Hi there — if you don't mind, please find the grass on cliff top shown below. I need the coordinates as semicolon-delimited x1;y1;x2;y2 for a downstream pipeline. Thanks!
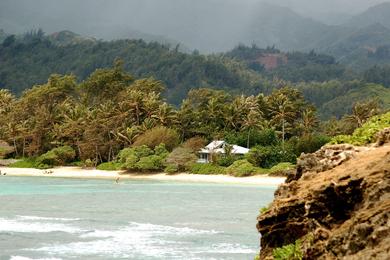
331;111;390;146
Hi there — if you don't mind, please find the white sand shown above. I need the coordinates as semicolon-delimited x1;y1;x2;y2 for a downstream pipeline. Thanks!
0;166;285;186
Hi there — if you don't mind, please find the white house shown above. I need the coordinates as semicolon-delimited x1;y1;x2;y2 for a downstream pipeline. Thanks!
197;140;249;163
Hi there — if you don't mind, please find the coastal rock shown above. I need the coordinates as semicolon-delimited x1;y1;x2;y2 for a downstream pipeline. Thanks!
257;144;390;259
376;127;390;146
287;144;368;183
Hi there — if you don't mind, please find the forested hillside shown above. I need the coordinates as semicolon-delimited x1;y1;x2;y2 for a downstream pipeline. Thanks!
0;32;265;103
226;45;348;82
1;30;390;119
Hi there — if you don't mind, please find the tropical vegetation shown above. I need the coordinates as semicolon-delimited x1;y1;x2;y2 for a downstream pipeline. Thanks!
0;52;388;176
2;30;390;119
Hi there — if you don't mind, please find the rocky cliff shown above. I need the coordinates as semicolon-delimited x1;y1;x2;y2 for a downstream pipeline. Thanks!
257;139;390;259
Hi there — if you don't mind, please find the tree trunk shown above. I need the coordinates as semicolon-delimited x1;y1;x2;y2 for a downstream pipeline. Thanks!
247;129;250;149
22;138;26;158
282;119;285;152
13;138;18;157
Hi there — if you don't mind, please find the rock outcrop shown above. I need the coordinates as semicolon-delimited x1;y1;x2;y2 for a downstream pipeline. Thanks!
257;143;390;259
376;127;390;147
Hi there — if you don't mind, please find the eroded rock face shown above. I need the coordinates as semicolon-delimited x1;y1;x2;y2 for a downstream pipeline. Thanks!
286;144;368;183
257;145;390;260
376;127;390;147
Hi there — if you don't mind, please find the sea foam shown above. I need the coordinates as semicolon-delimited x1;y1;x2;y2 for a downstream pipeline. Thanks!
16;215;80;221
0;217;82;234
29;222;251;259
10;256;62;260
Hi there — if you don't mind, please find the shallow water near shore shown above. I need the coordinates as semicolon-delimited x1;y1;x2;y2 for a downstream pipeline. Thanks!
0;176;276;259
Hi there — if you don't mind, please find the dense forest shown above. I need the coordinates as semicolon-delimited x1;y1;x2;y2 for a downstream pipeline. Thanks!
0;62;384;175
1;30;390;120
0;30;264;104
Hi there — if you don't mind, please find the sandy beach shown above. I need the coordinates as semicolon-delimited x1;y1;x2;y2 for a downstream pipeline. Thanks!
0;166;285;186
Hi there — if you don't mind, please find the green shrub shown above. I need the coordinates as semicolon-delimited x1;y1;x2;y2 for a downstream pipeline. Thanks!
273;240;303;260
0;141;14;158
133;126;180;151
154;143;169;157
330;112;390;145
164;164;179;174
84;159;94;168
97;162;122;171
8;158;36;168
118;146;153;163
119;145;153;170
216;155;236;167
259;206;269;214
0;147;6;158
36;151;58;166
166;147;197;171
225;159;260;177
118;144;168;172
36;146;76;166
8;158;50;169
190;163;226;175
135;155;165;171
291;135;330;155
182;136;207;152
269;163;296;176
246;145;296;169
69;161;83;167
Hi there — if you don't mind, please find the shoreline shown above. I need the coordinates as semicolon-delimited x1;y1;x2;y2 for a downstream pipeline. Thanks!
0;166;285;186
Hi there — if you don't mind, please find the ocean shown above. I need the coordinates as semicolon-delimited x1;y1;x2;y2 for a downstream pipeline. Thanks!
0;176;276;259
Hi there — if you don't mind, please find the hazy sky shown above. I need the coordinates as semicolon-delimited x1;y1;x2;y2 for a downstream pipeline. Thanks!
264;0;387;14
0;0;389;52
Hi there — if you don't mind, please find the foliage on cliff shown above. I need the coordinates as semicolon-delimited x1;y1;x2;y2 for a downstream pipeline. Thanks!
331;111;390;145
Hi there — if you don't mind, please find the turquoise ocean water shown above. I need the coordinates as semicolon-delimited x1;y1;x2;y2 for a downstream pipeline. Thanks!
0;176;276;260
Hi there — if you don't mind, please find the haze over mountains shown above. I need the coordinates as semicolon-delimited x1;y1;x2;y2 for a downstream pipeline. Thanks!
1;0;390;55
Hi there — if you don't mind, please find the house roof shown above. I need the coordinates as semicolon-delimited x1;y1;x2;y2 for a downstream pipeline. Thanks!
231;145;250;154
200;141;249;155
205;140;225;150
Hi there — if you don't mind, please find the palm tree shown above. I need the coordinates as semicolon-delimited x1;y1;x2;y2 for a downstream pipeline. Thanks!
240;96;263;148
345;99;380;127
0;89;15;115
300;108;319;136
242;110;264;148
268;94;296;151
152;103;178;126
225;95;247;130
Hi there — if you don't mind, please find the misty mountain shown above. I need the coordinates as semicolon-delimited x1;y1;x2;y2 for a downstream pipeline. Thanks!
1;0;390;55
243;3;331;51
346;2;390;29
0;29;7;43
47;31;97;46
321;23;390;69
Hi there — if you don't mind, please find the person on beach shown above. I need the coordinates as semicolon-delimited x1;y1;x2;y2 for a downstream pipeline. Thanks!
115;177;120;184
